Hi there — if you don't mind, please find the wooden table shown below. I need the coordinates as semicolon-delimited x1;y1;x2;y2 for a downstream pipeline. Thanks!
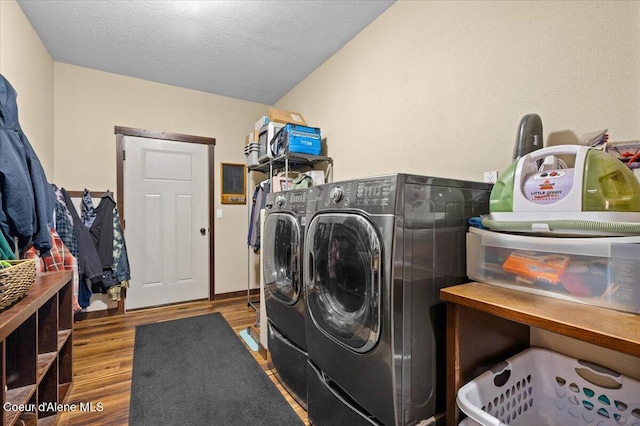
440;282;640;426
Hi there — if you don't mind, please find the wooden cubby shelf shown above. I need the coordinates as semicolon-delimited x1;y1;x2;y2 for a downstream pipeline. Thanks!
0;270;73;426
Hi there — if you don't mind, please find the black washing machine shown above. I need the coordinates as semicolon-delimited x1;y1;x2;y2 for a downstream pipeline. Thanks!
263;189;309;409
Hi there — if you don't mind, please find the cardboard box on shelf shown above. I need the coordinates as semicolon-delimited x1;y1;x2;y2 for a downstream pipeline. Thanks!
268;108;307;126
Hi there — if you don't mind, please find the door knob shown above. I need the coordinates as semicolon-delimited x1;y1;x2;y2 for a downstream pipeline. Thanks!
200;228;206;235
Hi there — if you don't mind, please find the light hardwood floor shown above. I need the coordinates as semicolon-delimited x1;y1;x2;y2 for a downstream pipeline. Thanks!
56;297;309;425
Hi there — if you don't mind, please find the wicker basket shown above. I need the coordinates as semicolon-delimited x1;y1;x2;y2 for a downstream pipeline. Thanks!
0;259;36;310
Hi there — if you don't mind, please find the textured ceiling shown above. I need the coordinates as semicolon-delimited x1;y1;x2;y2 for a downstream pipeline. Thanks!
17;0;395;104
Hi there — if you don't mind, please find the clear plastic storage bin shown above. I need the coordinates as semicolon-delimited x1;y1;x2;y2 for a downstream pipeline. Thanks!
457;347;640;426
466;227;640;314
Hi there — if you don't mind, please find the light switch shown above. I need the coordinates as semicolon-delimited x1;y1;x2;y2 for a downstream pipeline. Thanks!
216;209;223;219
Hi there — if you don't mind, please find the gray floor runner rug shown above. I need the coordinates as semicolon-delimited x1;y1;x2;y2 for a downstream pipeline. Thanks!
129;312;303;425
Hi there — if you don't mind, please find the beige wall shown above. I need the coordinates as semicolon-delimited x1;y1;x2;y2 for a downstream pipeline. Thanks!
278;0;640;182
0;0;54;176
277;0;640;376
54;63;268;295
1;0;269;298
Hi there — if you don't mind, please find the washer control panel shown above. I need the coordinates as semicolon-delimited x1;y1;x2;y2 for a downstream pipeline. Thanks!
320;177;394;211
354;178;392;207
284;190;308;214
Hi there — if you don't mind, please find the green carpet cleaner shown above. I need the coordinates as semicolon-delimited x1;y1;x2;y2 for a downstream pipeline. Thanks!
483;144;640;236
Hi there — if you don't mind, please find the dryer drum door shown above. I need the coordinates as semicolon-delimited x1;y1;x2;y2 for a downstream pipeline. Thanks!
263;213;302;305
305;213;381;353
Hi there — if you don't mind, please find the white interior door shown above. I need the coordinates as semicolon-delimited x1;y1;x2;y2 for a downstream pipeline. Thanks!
124;136;209;310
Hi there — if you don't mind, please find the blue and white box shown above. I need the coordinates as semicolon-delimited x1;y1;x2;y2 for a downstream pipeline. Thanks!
274;124;321;156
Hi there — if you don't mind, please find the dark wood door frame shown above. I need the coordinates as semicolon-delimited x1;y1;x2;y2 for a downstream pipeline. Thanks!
115;126;217;301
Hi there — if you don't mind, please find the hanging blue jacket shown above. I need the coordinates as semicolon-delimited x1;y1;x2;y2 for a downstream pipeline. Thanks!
248;179;270;251
0;74;55;255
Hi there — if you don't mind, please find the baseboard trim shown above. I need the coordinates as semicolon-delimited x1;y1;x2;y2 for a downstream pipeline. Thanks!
215;288;259;300
75;306;122;321
74;288;260;320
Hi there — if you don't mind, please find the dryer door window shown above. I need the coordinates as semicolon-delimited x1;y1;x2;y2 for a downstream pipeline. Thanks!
305;213;381;353
264;213;302;305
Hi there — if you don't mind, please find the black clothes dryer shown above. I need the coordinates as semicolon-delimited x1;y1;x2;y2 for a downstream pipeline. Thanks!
303;174;491;425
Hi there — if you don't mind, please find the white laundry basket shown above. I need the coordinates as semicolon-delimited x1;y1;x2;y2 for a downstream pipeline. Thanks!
456;348;640;426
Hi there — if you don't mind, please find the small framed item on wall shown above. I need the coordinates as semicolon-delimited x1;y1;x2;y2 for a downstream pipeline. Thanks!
220;163;247;204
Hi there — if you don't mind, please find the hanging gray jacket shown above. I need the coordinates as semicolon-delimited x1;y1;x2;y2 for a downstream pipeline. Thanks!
0;74;55;255
61;188;103;284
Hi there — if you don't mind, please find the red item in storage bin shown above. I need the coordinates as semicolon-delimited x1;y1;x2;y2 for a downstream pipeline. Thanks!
456;348;640;426
502;251;570;285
